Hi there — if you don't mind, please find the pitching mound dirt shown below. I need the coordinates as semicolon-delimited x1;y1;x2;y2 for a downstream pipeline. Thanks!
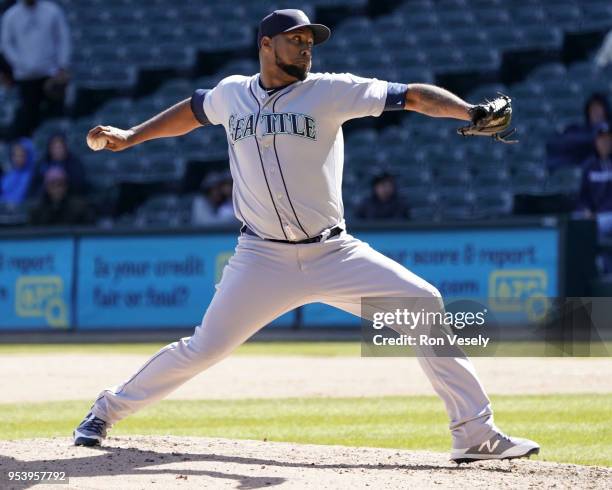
0;437;610;489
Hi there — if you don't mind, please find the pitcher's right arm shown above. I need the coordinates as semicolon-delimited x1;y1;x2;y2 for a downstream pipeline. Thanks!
87;96;207;152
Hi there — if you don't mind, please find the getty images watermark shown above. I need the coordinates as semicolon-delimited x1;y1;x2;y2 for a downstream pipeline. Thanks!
371;307;489;348
360;297;612;357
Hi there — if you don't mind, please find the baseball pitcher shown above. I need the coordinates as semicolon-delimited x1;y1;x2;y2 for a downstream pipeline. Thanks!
75;9;536;464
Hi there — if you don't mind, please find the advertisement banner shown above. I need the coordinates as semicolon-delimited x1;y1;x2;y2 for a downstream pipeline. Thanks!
0;238;74;330
77;235;294;329
301;228;559;327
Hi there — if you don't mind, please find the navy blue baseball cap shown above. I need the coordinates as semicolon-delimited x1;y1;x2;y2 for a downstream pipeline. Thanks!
257;9;331;48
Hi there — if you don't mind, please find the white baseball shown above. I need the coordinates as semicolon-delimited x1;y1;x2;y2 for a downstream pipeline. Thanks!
87;133;107;151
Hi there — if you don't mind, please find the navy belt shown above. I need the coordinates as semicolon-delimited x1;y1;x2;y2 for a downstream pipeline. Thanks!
241;225;343;244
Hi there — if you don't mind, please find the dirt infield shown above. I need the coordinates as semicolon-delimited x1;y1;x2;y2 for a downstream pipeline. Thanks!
1;354;610;403
0;436;610;489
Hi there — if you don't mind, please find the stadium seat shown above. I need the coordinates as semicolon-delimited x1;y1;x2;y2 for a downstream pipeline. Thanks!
438;9;476;28
547;167;582;195
79;63;138;90
438;204;474;221
472;8;512;25
511;164;548;194
460;47;501;72
474;166;510;188
543;3;582;29
450;27;489;46
580;1;612;29
513;5;548;27
396;165;433;188
409;205;438;222
473;190;513;218
402;186;438;208
529;62;567;81
373;14;405;32
521;25;563;49
0;202;29;226
402;11;439;32
483;27;524;50
435;166;472;187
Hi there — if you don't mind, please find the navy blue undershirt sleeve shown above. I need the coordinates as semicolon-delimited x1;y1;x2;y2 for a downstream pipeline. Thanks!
190;89;211;126
384;82;409;111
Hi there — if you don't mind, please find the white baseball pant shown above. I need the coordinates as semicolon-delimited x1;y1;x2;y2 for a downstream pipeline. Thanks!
91;232;496;448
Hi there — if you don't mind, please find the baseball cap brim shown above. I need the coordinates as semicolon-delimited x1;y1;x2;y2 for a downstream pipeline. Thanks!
283;23;331;45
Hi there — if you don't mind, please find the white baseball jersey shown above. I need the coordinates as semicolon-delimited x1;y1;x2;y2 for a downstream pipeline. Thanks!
195;72;388;241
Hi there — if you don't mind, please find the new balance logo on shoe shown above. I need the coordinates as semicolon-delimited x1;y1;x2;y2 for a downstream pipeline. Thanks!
478;439;500;453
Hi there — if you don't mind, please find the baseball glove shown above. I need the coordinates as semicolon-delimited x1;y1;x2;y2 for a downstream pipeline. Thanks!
457;93;517;144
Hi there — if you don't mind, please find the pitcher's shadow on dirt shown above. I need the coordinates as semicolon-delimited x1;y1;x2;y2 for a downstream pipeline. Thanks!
0;440;512;490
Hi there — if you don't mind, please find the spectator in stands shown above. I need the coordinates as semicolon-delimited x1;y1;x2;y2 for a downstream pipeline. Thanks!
29;166;93;226
580;122;612;272
1;0;71;137
595;29;612;68
579;122;612;234
356;172;409;221
0;1;15;85
31;133;86;196
192;170;237;225
0;137;35;205
546;93;611;170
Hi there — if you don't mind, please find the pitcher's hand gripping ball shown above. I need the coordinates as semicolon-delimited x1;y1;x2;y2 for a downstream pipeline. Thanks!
457;94;517;144
86;126;133;152
86;132;107;151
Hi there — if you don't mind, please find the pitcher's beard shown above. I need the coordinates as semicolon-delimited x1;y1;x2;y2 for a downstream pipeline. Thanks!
275;55;309;81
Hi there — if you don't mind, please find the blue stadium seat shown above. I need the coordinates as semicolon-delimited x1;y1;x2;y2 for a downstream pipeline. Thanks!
541;79;581;100
483;27;524;50
402;186;438;208
409;205;438;222
543;2;582;29
580;1;612;29
0;202;29;226
391;49;428;68
469;0;507;8
513;5;547;27
336;16;372;32
423;47;465;71
141;44;196;70
396;166;433;188
402;11;439;31
474;166;510;188
472;8;512;25
460;47;501;72
473;190;513;218
529;62;567;81
449;27;489;46
438;204;475;221
373;13;405;32
78;63;138;90
435;166;472;187
511;164;548;194
96;98;134;118
438;9;476;28
547;167;582;195
468;83;510;102
521;25;563;49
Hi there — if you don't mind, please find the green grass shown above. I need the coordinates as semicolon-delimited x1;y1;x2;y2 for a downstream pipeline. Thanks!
2;341;610;357
0;341;361;357
1;394;610;467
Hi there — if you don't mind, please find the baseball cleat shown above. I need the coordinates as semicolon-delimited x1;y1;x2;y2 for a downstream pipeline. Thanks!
73;411;108;446
450;432;540;464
